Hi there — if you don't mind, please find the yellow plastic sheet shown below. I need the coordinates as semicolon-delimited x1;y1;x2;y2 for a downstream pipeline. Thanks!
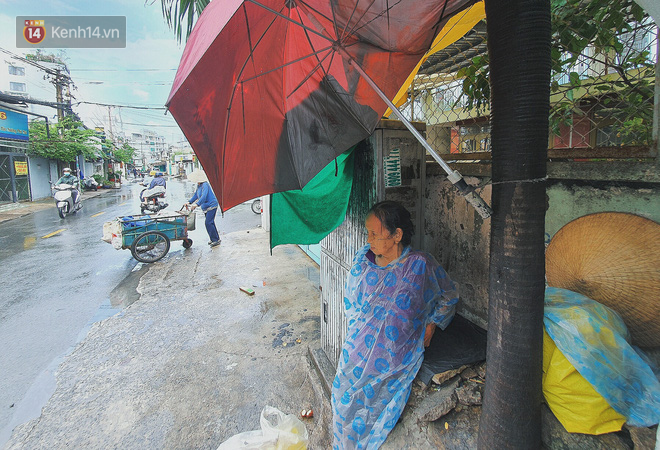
386;1;486;114
542;329;626;435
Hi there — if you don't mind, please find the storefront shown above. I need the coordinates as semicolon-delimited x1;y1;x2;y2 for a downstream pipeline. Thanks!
0;108;30;204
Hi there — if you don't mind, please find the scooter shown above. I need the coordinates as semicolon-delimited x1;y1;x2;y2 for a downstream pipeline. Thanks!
51;182;83;219
140;186;168;214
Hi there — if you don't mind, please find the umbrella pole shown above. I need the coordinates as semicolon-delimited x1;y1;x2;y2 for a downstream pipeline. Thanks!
295;2;491;218
345;54;493;219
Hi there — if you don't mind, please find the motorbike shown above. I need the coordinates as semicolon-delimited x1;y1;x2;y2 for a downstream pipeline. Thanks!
82;176;99;191
51;182;83;219
140;186;168;214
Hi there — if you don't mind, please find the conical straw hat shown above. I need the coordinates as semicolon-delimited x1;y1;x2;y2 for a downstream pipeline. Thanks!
187;169;208;184
546;212;660;348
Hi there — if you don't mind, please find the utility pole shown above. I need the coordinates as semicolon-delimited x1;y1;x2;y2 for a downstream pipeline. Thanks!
653;35;659;165
107;106;114;142
55;69;64;124
55;70;64;123
106;106;114;179
65;79;73;118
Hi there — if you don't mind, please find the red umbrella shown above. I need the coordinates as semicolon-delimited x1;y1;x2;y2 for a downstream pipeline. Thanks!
166;0;481;213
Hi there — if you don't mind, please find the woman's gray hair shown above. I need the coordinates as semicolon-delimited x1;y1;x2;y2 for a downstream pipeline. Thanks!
367;200;414;247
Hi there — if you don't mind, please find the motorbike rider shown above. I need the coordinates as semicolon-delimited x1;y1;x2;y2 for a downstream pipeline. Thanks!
55;168;80;203
148;172;166;189
140;172;167;203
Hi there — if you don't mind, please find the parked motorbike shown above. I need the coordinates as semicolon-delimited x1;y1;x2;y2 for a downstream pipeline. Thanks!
82;176;99;191
140;186;168;214
51;182;83;219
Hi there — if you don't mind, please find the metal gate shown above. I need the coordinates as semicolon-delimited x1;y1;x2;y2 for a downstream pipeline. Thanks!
0;153;30;204
319;120;426;366
0;139;31;204
320;138;380;365
0;154;11;203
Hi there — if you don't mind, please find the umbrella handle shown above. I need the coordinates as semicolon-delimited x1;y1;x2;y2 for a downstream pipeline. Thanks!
447;171;493;219
340;52;493;219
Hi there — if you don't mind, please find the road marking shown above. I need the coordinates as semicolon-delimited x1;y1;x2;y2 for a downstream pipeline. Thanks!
91;211;106;218
118;202;127;206
42;229;65;239
24;236;37;249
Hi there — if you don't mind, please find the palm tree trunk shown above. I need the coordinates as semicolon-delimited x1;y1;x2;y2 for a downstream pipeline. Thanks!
478;0;551;448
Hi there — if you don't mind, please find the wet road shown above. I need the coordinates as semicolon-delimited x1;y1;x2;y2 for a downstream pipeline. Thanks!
0;178;262;445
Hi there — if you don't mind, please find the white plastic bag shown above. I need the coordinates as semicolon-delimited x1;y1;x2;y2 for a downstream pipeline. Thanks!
102;219;123;249
176;208;196;231
217;406;308;450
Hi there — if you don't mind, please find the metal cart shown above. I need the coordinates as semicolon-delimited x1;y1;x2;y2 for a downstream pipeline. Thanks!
118;210;194;263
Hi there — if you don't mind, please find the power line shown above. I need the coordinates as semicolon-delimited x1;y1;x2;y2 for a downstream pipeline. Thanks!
78;80;173;86
0;47;66;76
75;100;167;110
70;68;177;72
121;122;180;127
129;109;175;119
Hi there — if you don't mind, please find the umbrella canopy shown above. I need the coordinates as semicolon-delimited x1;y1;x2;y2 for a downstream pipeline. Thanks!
166;0;475;211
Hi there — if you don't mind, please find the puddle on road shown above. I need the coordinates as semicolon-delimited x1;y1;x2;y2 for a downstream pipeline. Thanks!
0;292;130;448
0;261;150;448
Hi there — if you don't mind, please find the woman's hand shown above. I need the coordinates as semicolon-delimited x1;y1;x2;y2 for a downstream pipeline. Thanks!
424;323;436;347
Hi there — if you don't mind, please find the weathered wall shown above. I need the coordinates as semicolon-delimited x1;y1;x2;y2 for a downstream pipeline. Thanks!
82;160;103;179
379;126;426;251
546;182;660;240
28;156;51;200
423;166;491;329
422;166;660;329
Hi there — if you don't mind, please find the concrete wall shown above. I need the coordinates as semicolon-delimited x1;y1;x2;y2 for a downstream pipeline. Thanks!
378;125;426;251
318;121;659;339
422;169;491;329
422;166;660;329
28;156;52;200
49;160;58;184
546;182;660;240
81;160;102;179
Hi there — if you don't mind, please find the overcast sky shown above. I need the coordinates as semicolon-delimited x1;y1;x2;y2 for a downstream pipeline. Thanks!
0;0;187;144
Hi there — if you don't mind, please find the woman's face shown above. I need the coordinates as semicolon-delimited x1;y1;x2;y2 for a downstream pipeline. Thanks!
365;213;401;261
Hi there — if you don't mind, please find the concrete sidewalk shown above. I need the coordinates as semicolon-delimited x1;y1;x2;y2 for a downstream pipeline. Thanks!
3;223;329;448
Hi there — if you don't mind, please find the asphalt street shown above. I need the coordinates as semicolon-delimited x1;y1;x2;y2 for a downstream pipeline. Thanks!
0;179;265;447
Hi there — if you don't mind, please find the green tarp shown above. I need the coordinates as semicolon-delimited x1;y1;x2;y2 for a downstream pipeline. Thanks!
270;146;355;249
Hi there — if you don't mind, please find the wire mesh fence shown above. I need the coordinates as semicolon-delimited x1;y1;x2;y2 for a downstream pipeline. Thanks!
389;1;658;160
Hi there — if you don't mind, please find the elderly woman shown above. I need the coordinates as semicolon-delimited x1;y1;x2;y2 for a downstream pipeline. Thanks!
185;169;220;247
331;200;458;449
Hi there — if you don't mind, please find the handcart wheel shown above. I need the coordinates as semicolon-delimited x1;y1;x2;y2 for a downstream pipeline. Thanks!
131;231;170;263
182;238;193;249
